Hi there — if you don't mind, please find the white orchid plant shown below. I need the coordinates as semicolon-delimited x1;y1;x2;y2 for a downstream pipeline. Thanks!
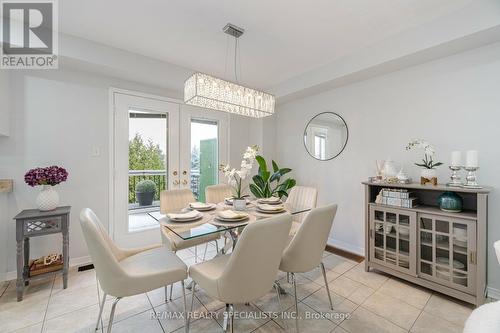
405;139;443;169
219;145;259;199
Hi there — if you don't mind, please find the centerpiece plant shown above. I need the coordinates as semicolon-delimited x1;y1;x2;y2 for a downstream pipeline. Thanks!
24;165;69;211
406;139;443;184
249;156;296;199
219;145;259;201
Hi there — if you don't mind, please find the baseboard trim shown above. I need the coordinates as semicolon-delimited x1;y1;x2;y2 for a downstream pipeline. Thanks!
327;237;364;257
487;286;500;300
3;255;92;282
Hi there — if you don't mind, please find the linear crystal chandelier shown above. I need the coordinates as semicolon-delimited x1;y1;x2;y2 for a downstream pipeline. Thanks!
184;24;276;118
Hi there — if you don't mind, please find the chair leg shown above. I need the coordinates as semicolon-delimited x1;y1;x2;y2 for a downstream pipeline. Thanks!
106;297;121;333
287;272;291;284
188;281;196;333
215;240;219;254
274;282;287;330
169;283;174;301
181;280;188;333
320;262;334;310
95;292;107;331
194;246;198;263
223;304;229;332
203;242;208;261
229;304;234;333
291;273;299;333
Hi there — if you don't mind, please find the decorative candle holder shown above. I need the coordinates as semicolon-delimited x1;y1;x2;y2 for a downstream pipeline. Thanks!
462;166;482;189
446;166;463;187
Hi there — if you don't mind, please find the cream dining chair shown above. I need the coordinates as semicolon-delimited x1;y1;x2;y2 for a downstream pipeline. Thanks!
160;188;220;299
205;184;232;204
79;208;188;333
187;214;292;333
279;203;338;333
286;185;318;228
463;240;500;333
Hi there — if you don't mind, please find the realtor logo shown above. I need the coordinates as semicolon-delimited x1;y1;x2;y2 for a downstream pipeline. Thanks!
1;0;58;69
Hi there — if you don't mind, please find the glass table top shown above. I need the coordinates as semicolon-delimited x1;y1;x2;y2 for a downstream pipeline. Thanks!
148;202;311;241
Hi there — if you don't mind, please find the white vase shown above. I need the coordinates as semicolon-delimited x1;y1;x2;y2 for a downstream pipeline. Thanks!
421;168;437;179
233;198;246;211
36;186;59;211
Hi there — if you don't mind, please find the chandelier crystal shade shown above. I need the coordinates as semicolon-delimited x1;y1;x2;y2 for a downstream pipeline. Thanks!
184;72;275;118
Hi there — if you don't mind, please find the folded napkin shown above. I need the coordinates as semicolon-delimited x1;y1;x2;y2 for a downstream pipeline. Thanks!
259;197;281;203
167;210;200;220
258;204;285;211
189;202;211;209
217;210;249;219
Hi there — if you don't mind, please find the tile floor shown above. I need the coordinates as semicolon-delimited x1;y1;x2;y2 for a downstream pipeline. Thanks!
0;244;477;333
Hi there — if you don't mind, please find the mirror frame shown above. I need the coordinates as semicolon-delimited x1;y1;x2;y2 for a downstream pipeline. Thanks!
303;111;349;161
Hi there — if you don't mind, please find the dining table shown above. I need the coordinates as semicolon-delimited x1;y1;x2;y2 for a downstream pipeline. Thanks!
148;199;312;293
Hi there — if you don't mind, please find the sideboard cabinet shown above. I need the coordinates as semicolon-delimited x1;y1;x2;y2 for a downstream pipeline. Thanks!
363;182;491;306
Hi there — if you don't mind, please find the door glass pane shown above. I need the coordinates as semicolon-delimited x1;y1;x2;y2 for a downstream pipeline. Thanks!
420;217;433;230
421;261;432;276
374;210;384;222
190;119;218;202
386;212;397;224
436;220;449;233
128;110;167;232
399;214;410;226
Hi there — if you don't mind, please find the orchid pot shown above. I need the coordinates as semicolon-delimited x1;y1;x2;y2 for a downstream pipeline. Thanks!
233;199;247;211
36;185;59;211
24;165;68;211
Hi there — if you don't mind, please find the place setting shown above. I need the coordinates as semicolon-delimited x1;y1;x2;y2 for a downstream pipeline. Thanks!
211;209;256;227
255;202;287;216
161;210;209;227
187;201;217;212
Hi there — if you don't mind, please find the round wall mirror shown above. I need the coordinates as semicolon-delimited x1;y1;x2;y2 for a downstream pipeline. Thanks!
303;112;348;161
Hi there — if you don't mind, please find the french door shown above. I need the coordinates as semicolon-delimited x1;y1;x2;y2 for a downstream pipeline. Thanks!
112;91;228;247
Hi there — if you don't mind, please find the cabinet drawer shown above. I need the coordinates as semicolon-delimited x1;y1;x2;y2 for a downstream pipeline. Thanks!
24;216;62;236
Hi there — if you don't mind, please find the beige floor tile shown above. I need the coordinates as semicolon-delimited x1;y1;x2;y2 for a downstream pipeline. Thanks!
362;290;420;330
43;303;100;333
423;294;473;327
328;276;362;298
214;303;270;333
1;281;9;297
155;295;204;333
302;287;357;325
251;320;286;332
277;274;322;301
343;264;388;289
191;288;225;313
0;289;50;332
323;251;333;258
378;278;431;309
173;317;222;333
323;255;357;275
340;307;407;333
277;303;338;333
147;282;188;307
410;311;463;333
346;283;375;305
3;277;54;302
45;284;99;320
101;293;152;326
252;286;295;314
52;268;96;292
331;325;349;333
11;322;43;333
110;310;164;333
300;266;340;286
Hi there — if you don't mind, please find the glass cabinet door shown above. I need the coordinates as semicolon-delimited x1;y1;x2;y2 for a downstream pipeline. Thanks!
417;214;476;293
370;206;416;275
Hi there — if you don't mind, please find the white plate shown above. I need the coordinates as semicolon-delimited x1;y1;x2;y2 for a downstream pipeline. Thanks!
189;203;216;211
256;207;286;214
169;212;203;222
216;216;249;222
257;198;282;205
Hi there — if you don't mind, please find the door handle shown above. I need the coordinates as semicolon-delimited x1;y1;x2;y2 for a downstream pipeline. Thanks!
173;180;180;185
182;170;187;175
173;170;178;176
182;179;188;185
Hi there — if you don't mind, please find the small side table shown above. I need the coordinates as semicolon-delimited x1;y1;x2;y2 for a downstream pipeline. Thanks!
13;206;71;301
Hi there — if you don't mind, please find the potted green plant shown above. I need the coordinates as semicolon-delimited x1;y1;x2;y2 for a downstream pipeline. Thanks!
250;156;296;199
135;179;156;206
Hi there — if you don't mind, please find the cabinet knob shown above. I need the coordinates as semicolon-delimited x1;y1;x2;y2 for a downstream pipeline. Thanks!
182;170;187;175
173;170;178;176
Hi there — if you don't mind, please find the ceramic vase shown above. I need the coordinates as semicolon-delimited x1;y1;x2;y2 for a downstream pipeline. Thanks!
36;185;59;211
233;198;246;211
438;191;463;213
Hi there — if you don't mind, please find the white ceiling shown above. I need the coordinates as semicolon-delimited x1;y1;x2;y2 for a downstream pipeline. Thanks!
59;0;475;90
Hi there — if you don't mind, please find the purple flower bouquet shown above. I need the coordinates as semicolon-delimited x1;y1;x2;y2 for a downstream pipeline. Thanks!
24;166;68;187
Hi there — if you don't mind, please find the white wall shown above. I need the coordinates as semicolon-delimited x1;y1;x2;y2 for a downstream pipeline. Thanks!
0;70;10;136
275;41;500;291
0;67;256;278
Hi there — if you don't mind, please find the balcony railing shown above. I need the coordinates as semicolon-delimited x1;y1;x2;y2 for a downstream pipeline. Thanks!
128;170;201;205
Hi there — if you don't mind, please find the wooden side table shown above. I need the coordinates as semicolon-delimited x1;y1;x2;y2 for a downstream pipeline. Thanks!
13;206;71;301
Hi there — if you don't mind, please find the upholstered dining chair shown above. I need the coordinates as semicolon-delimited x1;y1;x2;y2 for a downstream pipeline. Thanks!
160;188;220;299
279;203;338;333
79;208;188;333
205;184;232;204
463;240;500;333
286;185;318;230
187;214;292;333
